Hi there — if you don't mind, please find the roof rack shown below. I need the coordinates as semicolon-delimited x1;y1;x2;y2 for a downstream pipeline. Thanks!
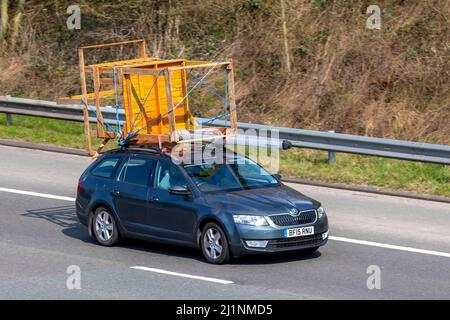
120;145;163;154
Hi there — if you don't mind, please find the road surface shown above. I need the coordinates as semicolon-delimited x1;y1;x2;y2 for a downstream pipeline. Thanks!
0;145;449;299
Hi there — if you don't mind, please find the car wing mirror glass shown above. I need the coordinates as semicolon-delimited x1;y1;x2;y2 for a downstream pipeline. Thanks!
273;173;282;181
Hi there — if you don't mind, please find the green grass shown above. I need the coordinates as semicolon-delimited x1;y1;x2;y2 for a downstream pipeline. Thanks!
0;114;87;148
0;114;106;149
1;114;449;197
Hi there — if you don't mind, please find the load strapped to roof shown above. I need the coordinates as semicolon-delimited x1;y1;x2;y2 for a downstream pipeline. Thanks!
60;40;237;157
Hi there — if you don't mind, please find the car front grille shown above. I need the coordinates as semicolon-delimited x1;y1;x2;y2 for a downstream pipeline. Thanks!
269;210;317;226
267;233;324;249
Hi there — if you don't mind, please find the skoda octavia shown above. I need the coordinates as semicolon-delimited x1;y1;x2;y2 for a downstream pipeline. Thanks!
76;147;329;264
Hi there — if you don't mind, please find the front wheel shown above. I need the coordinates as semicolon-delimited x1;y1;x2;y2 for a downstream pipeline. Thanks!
201;223;230;264
92;207;119;246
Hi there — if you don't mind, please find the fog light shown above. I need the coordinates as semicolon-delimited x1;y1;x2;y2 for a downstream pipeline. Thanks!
245;240;268;248
322;231;329;240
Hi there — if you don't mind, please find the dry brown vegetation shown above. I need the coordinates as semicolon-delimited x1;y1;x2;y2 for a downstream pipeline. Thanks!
0;0;449;143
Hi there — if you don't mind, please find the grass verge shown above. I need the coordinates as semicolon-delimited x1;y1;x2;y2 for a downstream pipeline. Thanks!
280;149;449;197
1;114;449;197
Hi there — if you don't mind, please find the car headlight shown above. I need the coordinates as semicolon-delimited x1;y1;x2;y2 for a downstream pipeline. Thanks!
233;215;268;226
317;206;326;219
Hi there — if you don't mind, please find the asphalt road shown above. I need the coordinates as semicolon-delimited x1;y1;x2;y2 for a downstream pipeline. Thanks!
0;145;449;299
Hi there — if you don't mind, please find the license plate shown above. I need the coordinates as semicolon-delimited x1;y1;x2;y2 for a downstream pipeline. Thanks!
284;226;314;238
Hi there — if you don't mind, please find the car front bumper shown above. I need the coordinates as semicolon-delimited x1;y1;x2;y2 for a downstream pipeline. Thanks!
229;216;329;256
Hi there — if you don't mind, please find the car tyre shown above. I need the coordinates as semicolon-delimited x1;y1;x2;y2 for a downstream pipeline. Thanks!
201;223;230;264
92;207;119;246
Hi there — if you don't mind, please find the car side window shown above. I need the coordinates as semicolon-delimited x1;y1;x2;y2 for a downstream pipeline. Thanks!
91;157;120;179
154;161;188;191
116;158;128;182
117;156;155;186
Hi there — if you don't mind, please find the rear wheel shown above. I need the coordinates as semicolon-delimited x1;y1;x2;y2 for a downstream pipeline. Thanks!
201;223;230;264
92;207;119;246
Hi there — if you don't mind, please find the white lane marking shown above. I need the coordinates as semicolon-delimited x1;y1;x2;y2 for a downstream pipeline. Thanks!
130;266;234;285
330;236;450;258
0;187;75;202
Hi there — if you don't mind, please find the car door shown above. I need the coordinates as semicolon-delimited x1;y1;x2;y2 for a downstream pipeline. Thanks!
147;159;198;243
112;155;156;234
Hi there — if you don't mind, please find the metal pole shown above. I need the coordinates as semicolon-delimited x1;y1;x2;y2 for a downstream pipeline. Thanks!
6;113;12;126
328;130;336;163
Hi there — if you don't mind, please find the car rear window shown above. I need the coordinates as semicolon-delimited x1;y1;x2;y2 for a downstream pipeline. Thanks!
117;157;155;186
91;157;120;179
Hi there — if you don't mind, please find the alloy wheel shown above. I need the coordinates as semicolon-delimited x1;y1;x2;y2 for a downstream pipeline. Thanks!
95;210;114;241
203;227;223;260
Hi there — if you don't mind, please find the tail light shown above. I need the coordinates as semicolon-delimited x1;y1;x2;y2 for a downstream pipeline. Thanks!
77;180;83;195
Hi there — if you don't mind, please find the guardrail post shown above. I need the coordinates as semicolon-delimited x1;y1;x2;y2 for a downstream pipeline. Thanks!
6;113;12;126
327;130;336;163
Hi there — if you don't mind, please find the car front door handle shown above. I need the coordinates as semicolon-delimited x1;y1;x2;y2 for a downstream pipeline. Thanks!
111;190;120;196
150;196;159;202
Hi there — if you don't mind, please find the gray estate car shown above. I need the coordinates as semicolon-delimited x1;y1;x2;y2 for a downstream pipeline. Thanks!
76;147;329;264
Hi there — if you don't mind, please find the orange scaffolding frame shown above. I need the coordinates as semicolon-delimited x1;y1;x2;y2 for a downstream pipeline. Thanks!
60;40;237;157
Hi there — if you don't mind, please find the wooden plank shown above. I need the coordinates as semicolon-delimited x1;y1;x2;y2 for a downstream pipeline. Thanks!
58;89;116;104
85;58;159;71
164;70;177;141
128;134;171;145
116;67;126;136
93;130;116;139
92;137;111;160
180;66;191;129
169;61;230;71
183;60;213;65
139;40;147;58
99;78;114;85
154;73;162;134
80;39;146;49
227;61;238;135
122;68;162;76
92;58;185;73
124;75;135;134
121;59;186;70
78;48;93;155
92;66;105;137
129;74;151;134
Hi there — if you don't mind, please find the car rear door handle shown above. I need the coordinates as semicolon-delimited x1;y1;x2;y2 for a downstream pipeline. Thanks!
150;196;159;202
111;190;120;196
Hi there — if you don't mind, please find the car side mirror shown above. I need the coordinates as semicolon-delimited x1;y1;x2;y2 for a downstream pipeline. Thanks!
273;173;282;181
169;185;192;196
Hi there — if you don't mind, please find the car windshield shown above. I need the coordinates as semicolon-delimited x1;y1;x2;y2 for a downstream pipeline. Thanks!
183;157;279;192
